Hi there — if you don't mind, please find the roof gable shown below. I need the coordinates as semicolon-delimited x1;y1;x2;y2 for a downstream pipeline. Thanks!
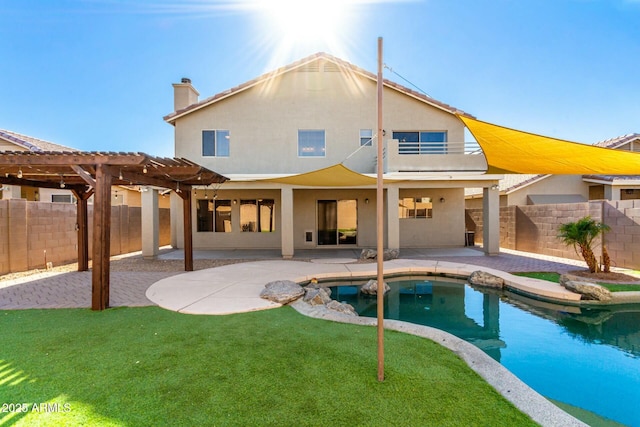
0;129;76;152
164;52;472;124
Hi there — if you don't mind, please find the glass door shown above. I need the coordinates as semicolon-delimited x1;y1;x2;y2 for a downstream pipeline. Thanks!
317;199;357;245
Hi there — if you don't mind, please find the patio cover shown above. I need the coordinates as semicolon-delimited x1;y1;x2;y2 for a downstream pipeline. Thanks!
260;164;380;186
459;116;640;174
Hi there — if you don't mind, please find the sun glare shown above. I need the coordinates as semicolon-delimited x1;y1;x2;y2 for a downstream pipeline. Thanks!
249;0;363;66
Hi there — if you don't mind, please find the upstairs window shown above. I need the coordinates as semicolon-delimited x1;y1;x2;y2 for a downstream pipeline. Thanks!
399;197;433;219
360;129;373;146
298;130;325;157
202;130;230;157
394;131;447;154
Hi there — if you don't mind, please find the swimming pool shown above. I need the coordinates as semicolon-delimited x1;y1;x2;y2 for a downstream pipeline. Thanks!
329;276;640;427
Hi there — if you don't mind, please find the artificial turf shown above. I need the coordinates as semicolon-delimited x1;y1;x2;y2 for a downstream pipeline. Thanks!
0;306;535;426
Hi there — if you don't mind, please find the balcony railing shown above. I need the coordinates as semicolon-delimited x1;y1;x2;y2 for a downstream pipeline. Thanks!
397;141;482;155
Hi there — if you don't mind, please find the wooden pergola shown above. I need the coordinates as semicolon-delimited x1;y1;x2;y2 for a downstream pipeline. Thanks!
0;151;227;310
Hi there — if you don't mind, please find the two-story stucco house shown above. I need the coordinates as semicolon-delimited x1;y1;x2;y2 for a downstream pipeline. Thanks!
164;53;501;258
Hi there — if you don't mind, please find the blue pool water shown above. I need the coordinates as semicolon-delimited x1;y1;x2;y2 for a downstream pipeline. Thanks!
329;277;640;427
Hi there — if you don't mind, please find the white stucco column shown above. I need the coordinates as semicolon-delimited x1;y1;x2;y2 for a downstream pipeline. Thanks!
386;185;400;250
483;186;500;255
605;185;621;201
281;186;294;259
142;188;160;259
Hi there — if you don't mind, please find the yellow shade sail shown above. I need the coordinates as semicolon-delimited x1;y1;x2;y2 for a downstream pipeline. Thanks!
459;115;640;174
260;164;379;186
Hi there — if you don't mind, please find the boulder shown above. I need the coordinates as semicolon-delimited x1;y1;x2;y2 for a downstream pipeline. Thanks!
326;300;358;316
468;271;504;289
360;249;377;260
303;287;332;306
260;280;304;304
360;279;390;295
559;275;612;302
359;248;400;261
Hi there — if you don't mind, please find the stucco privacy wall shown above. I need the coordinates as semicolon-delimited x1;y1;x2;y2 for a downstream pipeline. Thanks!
467;201;640;269
0;200;171;275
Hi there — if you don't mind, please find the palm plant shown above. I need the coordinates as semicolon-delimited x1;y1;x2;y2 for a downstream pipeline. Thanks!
558;216;611;273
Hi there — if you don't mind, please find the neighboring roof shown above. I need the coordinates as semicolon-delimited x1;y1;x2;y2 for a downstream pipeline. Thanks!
593;133;640;149
459;116;640;175
164;52;473;124
527;195;586;205
0;129;76;152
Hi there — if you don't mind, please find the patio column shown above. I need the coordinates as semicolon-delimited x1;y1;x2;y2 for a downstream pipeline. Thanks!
141;187;159;259
281;186;294;259
386;185;399;250
483;186;500;255
92;163;112;310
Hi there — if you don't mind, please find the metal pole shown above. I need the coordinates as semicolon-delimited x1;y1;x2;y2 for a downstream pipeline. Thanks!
376;36;385;382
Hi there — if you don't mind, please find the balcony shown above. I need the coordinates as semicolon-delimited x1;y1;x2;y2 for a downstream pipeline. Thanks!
382;139;487;173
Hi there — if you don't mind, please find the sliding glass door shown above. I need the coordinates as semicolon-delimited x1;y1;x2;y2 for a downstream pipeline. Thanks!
317;200;357;246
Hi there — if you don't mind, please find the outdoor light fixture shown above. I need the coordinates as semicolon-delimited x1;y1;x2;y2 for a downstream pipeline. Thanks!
439;197;445;203
490;184;499;190
119;169;123;180
143;165;148;174
365;198;369;204
60;177;66;188
233;199;237;205
17;168;23;178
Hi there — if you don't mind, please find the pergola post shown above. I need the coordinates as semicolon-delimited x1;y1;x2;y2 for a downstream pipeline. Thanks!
71;188;93;272
177;188;194;271
92;164;112;310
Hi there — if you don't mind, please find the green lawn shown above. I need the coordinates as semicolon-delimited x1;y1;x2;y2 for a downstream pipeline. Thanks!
513;272;640;292
0;307;535;426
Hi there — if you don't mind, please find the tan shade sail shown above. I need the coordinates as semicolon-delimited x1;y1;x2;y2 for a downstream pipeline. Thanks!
260;164;380;186
459;116;640;174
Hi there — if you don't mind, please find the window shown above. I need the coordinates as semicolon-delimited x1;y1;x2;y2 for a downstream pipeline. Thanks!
51;194;73;203
360;129;373;146
298;130;325;157
196;199;232;232
240;199;276;232
196;199;213;231
202;130;230;157
399;197;432;219
393;131;447;154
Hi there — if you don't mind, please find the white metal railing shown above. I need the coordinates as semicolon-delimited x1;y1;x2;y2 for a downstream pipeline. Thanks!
396;141;482;155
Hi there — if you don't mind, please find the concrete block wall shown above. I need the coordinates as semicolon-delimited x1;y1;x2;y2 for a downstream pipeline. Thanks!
466;200;640;270
604;200;640;270
0;200;171;275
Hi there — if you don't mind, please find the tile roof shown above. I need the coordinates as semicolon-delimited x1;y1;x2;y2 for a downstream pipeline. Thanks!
593;133;640;149
0;129;76;152
164;52;473;123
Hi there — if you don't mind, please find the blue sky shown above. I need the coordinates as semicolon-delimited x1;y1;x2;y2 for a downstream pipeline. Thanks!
1;0;639;157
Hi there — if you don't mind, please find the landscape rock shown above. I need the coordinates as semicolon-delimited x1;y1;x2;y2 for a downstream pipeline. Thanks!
360;249;377;260
559;275;612;302
326;300;358;316
260;280;304;304
359;248;400;261
360;279;390;295
303;287;332;306
468;271;504;289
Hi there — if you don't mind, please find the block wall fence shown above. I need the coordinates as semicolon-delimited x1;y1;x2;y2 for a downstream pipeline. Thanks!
0;200;171;275
466;200;640;270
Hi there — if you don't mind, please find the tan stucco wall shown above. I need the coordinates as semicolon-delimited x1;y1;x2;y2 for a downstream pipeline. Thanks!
173;66;467;176
507;175;588;206
399;188;465;247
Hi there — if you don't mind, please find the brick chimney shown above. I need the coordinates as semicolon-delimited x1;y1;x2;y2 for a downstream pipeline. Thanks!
172;77;199;111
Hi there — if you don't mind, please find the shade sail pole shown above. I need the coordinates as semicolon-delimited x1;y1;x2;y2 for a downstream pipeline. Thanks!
376;36;385;382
